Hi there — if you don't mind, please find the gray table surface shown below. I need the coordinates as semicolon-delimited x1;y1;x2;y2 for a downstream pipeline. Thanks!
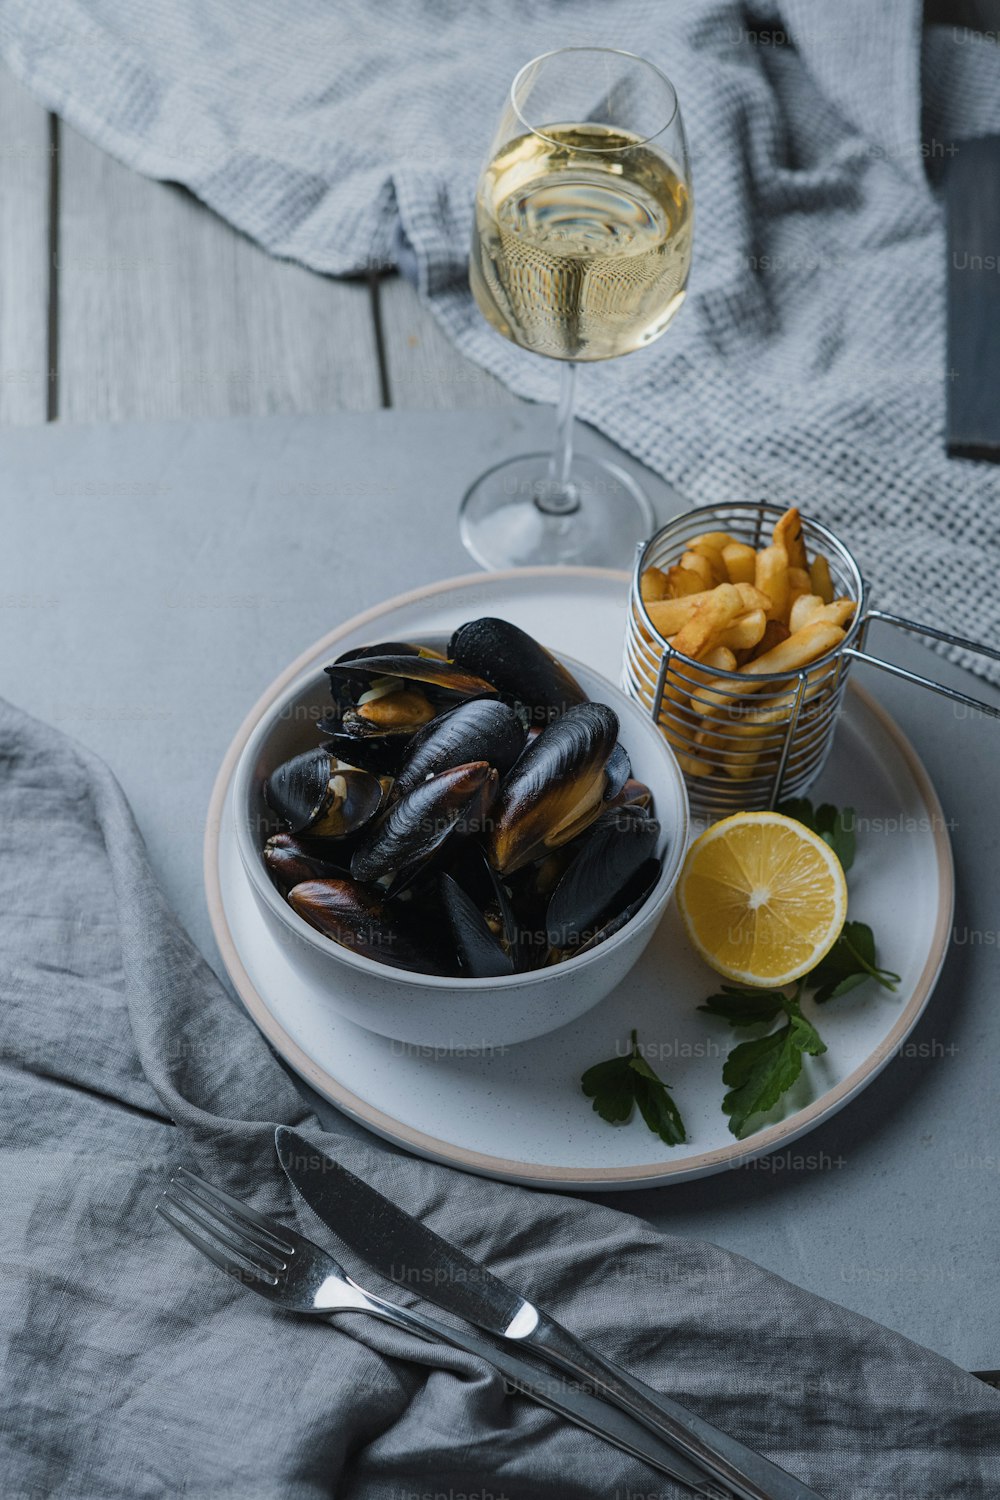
2;405;997;1373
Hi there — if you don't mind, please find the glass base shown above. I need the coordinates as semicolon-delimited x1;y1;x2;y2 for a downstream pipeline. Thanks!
459;451;656;570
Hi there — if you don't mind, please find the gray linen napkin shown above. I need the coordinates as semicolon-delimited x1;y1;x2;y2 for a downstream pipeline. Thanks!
1;692;998;1498
2;2;1000;679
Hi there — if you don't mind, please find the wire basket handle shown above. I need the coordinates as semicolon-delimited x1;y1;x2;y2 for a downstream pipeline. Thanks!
845;609;1000;719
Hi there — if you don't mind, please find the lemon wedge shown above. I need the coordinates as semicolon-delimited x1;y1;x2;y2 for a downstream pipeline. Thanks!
677;811;848;987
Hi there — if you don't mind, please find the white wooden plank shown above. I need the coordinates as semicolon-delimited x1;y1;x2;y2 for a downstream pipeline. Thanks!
0;67;51;425
58;125;382;423
378;275;521;410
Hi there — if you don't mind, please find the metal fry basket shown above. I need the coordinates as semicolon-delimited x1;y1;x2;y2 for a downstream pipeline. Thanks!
623;502;1000;815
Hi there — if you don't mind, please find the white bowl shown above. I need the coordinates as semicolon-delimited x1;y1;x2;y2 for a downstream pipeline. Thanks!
232;642;689;1050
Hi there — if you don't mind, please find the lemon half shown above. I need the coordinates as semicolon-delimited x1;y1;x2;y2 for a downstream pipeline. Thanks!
677;811;848;987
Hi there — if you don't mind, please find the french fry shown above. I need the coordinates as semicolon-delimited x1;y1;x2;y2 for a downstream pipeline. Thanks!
787;566;811;597
647;589;719;637
773;506;808;570
737;620;845;679
735;582;772;612
715;607;767;653
691;530;737;551
665;565;706;598
692;620;846;718
721;541;757;585
682;646;738;716
810;553;834;604
812;598;856;629
789;592;825;634
640;566;671;604
690;542;727;583
754;543;790;621
679;551;714;589
670;583;743;661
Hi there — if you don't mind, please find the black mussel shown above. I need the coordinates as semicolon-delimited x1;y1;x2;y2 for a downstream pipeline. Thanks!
487;703;619;876
444;842;521;972
323;641;431;714
351;760;498;891
546;807;661;952
440;873;516;978
326;648;496;718
316;717;414;777
604;743;631;801
572;857;663;957
607;777;655;814
265;750;384;837
448;618;587;725
264;833;351;892
288;879;432;973
395;699;526;799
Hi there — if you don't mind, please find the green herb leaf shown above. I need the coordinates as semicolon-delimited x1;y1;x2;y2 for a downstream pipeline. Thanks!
777;796;856;871
721;1000;827;1139
805;920;901;1002
698;985;788;1027
581;1030;687;1146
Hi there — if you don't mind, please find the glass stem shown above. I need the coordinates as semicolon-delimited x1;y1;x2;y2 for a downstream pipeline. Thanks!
535;362;580;516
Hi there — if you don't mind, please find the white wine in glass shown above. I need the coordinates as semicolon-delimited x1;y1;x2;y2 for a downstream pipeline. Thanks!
461;49;693;569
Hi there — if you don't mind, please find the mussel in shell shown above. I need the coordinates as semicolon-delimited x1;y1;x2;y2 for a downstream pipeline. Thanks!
288;878;432;973
351;760;498;891
440;872;516;978
265;749;384;838
573;857;662;956
320;643;498;776
264;833;351;892
449;617;587;724
545;807;661;952
395;699;525;799
487;703;619;875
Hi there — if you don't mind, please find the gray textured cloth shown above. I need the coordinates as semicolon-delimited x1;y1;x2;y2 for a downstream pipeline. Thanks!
2;1;1000;680
2;702;999;1489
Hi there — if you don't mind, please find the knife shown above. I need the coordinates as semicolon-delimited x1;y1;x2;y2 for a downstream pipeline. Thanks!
276;1126;824;1500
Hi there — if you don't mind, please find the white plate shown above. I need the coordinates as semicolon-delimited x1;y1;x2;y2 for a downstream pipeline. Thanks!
205;568;954;1189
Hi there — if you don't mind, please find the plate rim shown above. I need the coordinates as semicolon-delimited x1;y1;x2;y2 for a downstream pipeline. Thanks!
203;565;955;1187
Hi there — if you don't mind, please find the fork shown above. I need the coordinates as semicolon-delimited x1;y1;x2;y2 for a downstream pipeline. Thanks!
157;1170;732;1499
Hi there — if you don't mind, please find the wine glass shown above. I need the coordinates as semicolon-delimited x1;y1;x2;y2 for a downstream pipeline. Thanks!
460;46;692;570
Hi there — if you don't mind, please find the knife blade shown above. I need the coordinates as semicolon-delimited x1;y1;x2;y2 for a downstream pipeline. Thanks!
276;1126;825;1500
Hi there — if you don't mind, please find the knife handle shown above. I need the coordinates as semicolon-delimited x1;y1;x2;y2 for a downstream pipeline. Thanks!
336;1287;727;1498
525;1315;825;1500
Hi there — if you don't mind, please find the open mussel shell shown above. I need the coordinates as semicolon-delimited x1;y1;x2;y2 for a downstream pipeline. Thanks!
288;878;433;973
440;873;516;978
487;702;619;876
573;856;663;957
316;716;415;777
394;699;526;799
326;648;495;712
265;750;384;838
545;807;661;953
448;618;588;725
608;777;654;814
264;833;351;892
351;760;498;891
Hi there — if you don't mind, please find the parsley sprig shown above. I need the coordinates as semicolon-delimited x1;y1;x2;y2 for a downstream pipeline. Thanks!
700;919;900;1138
807;920;900;1002
705;989;826;1139
581;1029;687;1147
777;796;855;871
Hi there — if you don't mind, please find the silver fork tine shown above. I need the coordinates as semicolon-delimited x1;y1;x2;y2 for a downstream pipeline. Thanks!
168;1175;293;1264
173;1168;296;1249
156;1198;280;1288
163;1185;288;1278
